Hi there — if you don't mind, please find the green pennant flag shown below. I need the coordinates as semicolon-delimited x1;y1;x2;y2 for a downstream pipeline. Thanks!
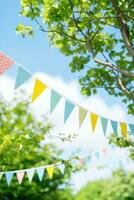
50;89;61;113
101;117;108;135
79;107;87;128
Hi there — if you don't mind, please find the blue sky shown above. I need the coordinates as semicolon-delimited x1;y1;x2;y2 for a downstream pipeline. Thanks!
0;0;133;120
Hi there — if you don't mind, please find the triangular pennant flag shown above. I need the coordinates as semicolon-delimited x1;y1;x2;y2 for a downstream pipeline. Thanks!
36;168;44;181
102;148;107;154
120;123;127;139
0;52;14;75
64;100;75;123
50;89;61;113
27;169;35;182
90;112;99;133
129;124;134;135
58;164;65;174
111;120;118;136
32;79;47;102
95;151;100;159
16;171;25;184
0;172;3;181
15;66;31;89
5;172;14;186
78;157;85;168
46;166;54;179
79;107;87;128
101;117;108;135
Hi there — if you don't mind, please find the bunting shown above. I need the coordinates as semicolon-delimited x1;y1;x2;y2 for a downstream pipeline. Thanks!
46;166;54;179
120;123;127;139
6;172;14;186
15;66;31;89
32;79;47;102
0;51;134;140
27;169;35;182
129;124;134;135
79;107;87;128
64;100;75;123
16;171;25;184
101;117;108;136
0;52;14;75
50;89;61;113
90;113;99;133
36;168;44;181
111;120;118;137
58;164;65;174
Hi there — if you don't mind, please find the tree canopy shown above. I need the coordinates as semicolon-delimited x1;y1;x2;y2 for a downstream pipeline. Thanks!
0;95;73;200
17;0;134;114
76;170;134;200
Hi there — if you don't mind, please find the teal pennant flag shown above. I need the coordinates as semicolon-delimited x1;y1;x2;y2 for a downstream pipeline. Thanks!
111;120;118;136
101;117;108;136
36;168;44;182
6;172;14;186
64;100;75;123
50;89;61;113
129;124;134;135
15;66;31;89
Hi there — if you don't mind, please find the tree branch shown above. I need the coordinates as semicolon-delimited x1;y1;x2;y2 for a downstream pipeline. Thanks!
110;0;134;58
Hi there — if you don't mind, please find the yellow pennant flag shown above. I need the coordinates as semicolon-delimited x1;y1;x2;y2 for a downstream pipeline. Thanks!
120;123;127;139
46;166;54;179
32;79;47;102
90;112;99;133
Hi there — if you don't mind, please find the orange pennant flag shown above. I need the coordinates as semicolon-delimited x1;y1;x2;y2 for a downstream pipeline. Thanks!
90;112;99;133
32;79;47;102
120;123;127;139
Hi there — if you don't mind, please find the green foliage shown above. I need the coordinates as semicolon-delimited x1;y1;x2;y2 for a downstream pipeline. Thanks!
17;0;134;114
76;170;134;200
0;95;74;200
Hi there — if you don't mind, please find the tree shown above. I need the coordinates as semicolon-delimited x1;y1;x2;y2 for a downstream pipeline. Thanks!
0;95;74;200
76;170;134;200
17;0;134;114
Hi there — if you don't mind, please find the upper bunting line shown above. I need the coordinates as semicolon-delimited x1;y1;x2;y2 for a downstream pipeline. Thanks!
0;51;134;137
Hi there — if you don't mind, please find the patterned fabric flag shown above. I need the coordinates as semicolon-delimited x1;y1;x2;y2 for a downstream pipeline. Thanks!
32;79;47;102
129;124;134;135
120;123;127;139
0;52;14;75
111;120;118;136
50;89;61;113
16;171;25;184
58;164;65;174
101;117;108;136
79;107;87;128
27;169;35;182
46;166;54;179
90;112;99;133
64;100;75;123
15;66;31;89
5;172;14;186
36;168;44;182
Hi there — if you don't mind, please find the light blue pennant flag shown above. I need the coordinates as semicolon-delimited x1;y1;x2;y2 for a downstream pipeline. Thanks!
36;168;44;181
6;172;14;186
101;117;108;135
111;120;118;136
15;66;31;89
27;169;35;183
58;164;65;174
129;124;134;135
50;89;61;113
64;100;75;123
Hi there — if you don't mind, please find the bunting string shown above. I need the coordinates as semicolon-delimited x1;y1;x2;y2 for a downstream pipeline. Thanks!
0;145;127;185
0;51;133;138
